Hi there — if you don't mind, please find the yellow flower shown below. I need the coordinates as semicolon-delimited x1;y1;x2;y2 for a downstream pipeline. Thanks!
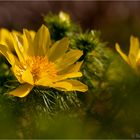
0;25;88;97
115;35;140;73
59;11;70;25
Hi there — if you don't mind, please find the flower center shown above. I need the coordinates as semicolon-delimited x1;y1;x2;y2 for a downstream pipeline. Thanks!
26;56;57;81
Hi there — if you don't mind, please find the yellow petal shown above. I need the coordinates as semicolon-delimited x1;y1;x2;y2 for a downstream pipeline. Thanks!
35;76;52;86
0;28;10;41
49;37;69;62
9;84;33;98
129;36;139;67
0;44;17;65
36;78;73;91
68;61;83;72
115;43;129;64
12;30;22;36
56;49;83;71
29;30;35;40
58;61;83;74
22;69;34;85
11;65;24;83
23;29;34;56
63;79;88;92
129;36;139;56
33;25;51;56
54;72;82;82
12;32;25;62
0;28;13;48
52;79;88;92
136;50;140;62
51;81;72;91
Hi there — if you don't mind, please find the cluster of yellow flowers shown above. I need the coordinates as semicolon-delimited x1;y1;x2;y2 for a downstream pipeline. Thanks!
0;25;88;98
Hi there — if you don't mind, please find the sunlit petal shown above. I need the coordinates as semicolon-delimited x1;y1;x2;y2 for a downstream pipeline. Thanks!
54;72;82;82
9;84;33;98
63;79;88;92
0;28;14;49
56;49;83;71
51;81;72;91
23;29;34;56
129;36;139;67
115;43;129;64
58;61;83;74
33;25;51;56
22;69;34;85
49;37;69;62
35;76;53;86
0;44;17;65
11;65;24;83
52;79;88;92
12;32;25;62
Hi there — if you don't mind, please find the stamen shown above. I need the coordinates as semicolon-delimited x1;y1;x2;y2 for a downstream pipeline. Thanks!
26;56;57;81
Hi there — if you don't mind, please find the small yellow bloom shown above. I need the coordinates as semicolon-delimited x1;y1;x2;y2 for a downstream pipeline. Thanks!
59;11;70;25
115;35;140;73
0;25;88;97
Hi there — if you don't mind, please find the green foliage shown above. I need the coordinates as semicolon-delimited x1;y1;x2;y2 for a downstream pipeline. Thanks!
71;30;102;53
44;12;80;41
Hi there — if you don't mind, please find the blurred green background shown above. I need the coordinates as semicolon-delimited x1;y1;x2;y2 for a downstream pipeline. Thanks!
0;1;140;139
